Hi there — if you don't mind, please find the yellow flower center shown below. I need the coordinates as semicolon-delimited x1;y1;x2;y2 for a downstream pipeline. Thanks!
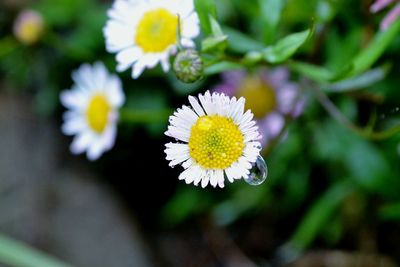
86;94;111;133
189;115;244;169
236;76;277;119
16;18;43;45
135;8;178;53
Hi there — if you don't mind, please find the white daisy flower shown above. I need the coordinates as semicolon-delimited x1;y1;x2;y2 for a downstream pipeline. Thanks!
103;0;200;79
60;62;125;161
165;91;262;188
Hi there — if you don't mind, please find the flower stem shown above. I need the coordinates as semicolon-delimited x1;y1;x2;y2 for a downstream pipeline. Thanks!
0;233;72;267
306;79;400;140
119;108;172;124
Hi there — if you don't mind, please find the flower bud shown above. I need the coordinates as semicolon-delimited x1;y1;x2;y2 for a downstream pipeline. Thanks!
13;10;44;45
173;49;203;83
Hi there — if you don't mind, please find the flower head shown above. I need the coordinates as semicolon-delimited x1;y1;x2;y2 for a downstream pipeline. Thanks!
370;0;400;30
213;68;305;147
60;62;125;161
103;0;200;79
13;9;44;45
165;91;262;188
173;49;203;83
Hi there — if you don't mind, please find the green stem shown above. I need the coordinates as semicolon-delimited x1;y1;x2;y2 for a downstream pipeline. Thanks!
119;108;172;124
0;234;72;267
307;79;400;140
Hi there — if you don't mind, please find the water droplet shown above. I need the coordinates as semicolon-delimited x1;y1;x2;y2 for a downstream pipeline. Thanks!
244;155;268;186
396;107;399;112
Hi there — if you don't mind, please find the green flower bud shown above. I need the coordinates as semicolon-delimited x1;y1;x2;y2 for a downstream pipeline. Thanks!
173;49;203;83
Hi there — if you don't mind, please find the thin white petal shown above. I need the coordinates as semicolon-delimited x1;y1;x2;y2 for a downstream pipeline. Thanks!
188;96;205;116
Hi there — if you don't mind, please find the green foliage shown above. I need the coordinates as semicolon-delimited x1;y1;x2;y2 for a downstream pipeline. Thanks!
262;26;313;64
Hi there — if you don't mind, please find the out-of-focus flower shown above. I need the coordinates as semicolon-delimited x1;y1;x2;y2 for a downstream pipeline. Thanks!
165;91;262;188
60;62;125;161
213;68;305;147
370;0;400;30
13;9;44;45
103;0;200;79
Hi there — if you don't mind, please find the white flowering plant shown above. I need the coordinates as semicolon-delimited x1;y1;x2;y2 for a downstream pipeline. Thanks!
0;0;400;266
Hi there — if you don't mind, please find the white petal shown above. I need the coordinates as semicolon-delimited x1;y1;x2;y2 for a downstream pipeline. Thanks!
201;172;210;188
116;47;142;66
60;90;86;110
188;96;205;116
209;170;218;187
105;75;125;107
70;132;93;155
61;117;87;135
87;138;106;161
216;170;225;188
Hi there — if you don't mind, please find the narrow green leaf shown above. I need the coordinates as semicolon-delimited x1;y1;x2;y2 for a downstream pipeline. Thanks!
288;61;334;82
209;15;224;36
222;26;265;53
258;0;286;43
204;61;242;75
0;234;72;267
324;64;389;92
201;16;228;53
194;0;217;35
202;35;228;53
262;27;313;63
343;19;400;78
289;181;355;250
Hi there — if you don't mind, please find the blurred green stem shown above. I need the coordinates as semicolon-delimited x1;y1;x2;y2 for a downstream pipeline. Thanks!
289;180;355;251
307;79;400;140
119;108;172;124
0;234;72;267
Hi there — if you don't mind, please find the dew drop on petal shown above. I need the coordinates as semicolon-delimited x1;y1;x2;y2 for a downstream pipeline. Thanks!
244;155;268;186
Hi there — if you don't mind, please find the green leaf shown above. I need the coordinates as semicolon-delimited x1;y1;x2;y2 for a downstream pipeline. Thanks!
262;27;313;63
223;26;265;53
324;64;389;92
194;0;217;35
202;35;228;53
258;0;286;43
344;19;400;78
209;15;224;36
0;233;72;267
288;61;334;82
201;16;228;53
161;187;211;226
289;180;355;250
204;61;242;75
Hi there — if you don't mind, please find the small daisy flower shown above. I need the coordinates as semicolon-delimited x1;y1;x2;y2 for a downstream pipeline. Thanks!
103;0;200;79
60;62;125;161
13;9;44;45
213;68;305;147
165;91;262;188
370;0;400;30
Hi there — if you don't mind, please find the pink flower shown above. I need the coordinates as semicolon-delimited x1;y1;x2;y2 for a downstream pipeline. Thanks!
13;9;44;45
212;68;305;148
370;0;400;30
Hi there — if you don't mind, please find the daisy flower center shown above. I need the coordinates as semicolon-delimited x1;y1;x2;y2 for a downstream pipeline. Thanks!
135;8;178;53
189;115;244;169
86;94;111;133
237;76;277;119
